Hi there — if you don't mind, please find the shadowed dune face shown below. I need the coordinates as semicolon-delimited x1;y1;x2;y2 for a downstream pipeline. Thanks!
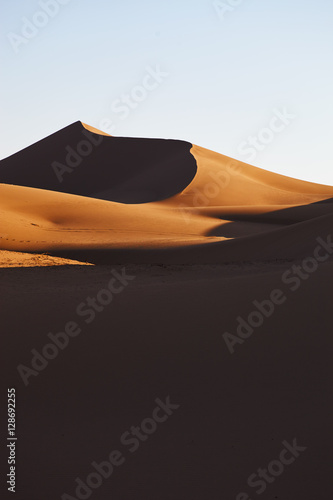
1;122;333;265
0;121;197;204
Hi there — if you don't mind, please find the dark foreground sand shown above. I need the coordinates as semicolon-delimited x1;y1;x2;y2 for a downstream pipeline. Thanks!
1;260;332;499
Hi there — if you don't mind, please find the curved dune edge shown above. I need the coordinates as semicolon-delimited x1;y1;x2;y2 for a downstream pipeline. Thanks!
81;121;112;137
172;144;333;207
1;122;333;265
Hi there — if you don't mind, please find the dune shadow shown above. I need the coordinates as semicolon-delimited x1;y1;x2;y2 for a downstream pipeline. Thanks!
209;221;285;238
0;122;197;204
206;197;333;238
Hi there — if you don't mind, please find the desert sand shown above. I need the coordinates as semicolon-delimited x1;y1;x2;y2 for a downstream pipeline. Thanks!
1;121;333;264
1;122;332;499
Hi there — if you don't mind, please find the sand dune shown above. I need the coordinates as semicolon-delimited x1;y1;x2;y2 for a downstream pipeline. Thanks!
1;123;333;500
1;122;333;265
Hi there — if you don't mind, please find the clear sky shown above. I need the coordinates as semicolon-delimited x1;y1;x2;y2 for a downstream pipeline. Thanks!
1;0;332;184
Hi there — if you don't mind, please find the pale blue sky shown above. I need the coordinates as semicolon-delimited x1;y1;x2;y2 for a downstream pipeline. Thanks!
1;0;332;184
